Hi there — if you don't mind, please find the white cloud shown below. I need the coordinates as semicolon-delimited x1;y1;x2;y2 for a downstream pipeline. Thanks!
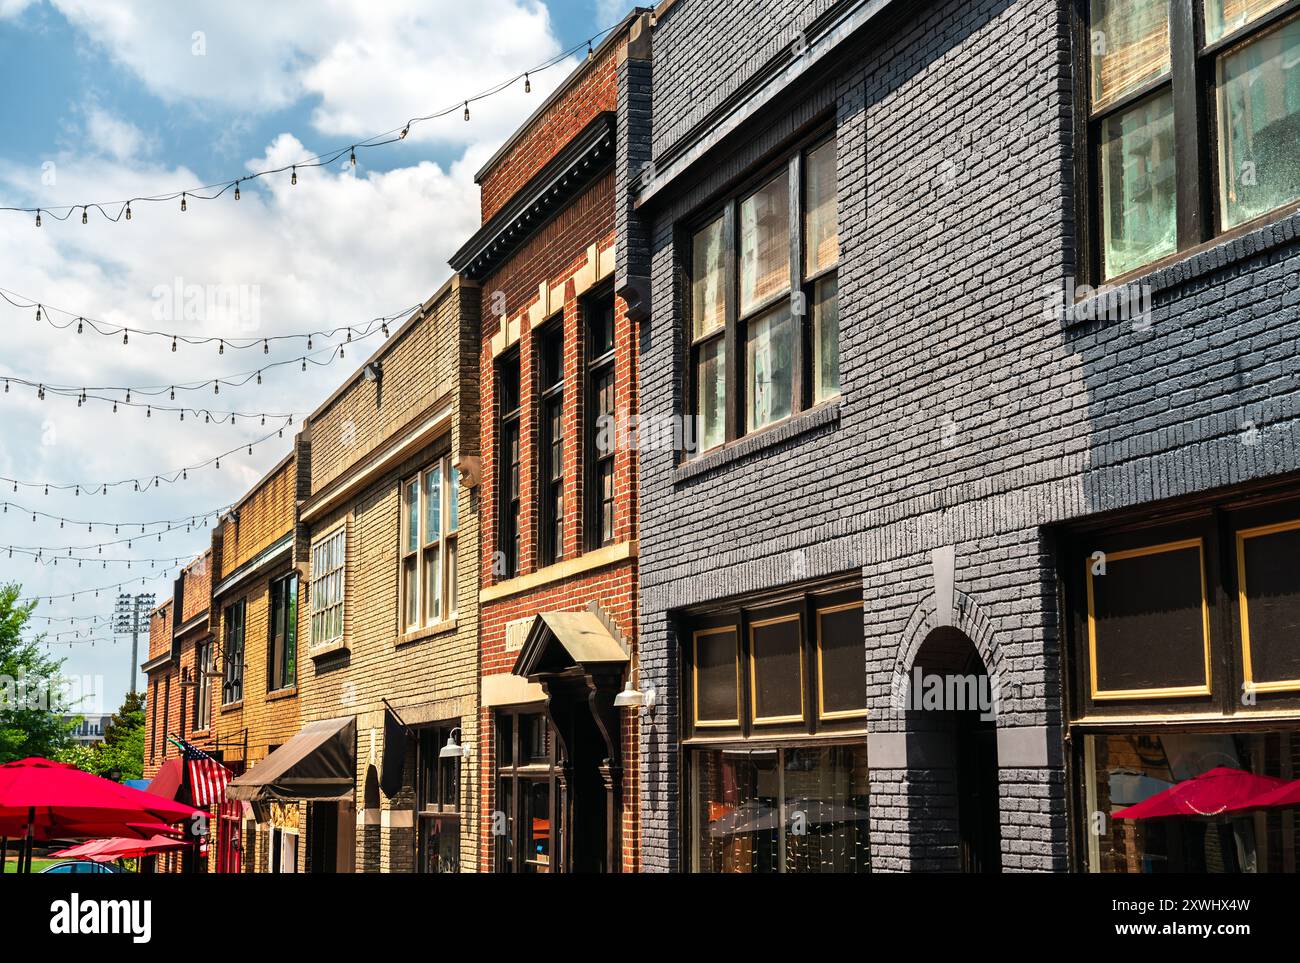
84;108;149;161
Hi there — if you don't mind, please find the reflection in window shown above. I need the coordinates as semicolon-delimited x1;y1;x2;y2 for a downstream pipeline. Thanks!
1100;90;1178;278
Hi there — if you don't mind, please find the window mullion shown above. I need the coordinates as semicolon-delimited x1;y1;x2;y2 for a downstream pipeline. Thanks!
1170;0;1208;248
788;153;805;414
723;201;739;444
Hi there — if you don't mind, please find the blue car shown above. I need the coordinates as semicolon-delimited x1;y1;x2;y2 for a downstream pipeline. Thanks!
40;860;127;874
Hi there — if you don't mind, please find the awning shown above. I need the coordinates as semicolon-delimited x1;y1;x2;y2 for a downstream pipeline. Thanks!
146;758;188;803
512;610;629;679
226;717;356;803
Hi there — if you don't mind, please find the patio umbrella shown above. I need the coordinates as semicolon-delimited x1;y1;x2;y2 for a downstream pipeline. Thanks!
0;758;198;872
1226;777;1300;814
1113;767;1290;819
52;834;189;863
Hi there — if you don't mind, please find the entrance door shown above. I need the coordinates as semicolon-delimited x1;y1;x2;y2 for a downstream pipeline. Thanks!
309;802;337;873
956;713;1001;873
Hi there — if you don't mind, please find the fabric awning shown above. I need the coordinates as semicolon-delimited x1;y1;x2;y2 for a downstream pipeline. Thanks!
513;609;629;679
226;717;356;803
146;758;187;803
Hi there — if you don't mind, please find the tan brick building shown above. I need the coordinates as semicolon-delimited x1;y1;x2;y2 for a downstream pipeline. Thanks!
282;275;481;872
209;452;305;872
450;11;650;873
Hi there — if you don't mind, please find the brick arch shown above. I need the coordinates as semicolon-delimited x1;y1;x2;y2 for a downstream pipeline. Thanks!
888;589;1007;720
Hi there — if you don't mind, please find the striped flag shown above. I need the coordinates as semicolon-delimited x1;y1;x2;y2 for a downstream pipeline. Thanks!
179;738;232;807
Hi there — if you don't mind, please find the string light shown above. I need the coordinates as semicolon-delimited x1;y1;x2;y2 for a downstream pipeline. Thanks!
0;25;618;225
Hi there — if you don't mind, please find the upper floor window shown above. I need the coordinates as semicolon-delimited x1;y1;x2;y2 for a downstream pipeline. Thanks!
268;573;298;691
688;134;840;455
497;351;522;579
222;599;245;705
538;320;565;567
400;455;460;631
585;291;617;550
195;640;212;730
1084;0;1300;280
310;527;346;647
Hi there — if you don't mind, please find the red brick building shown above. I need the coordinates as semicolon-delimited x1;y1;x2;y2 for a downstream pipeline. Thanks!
451;10;651;874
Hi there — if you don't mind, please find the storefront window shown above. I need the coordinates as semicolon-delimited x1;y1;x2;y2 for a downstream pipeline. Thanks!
1083;731;1300;872
495;707;561;874
690;744;870;873
416;724;460;874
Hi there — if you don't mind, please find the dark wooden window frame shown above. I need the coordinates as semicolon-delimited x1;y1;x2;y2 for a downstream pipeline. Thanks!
537;317;566;567
493;704;562;873
267;572;298;692
414;720;462;874
583;286;617;552
222;599;246;706
194;639;212;730
496;349;522;580
682;126;840;458
1072;0;1300;285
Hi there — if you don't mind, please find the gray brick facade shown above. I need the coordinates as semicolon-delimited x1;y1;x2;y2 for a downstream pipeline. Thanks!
633;0;1300;872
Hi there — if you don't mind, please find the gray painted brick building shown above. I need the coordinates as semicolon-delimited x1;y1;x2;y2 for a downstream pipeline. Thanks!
627;0;1300;872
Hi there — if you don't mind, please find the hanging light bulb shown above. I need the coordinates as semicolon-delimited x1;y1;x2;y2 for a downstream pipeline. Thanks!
213;380;219;395
524;73;531;93
234;181;241;201
400;124;409;139
307;336;313;350
122;331;129;345
464;102;470;121
301;358;307;372
216;457;221;469
350;147;357;167
172;336;177;352
77;318;83;334
125;203;132;221
170;387;175;400
263;339;269;354
35;210;41;227
82;207;88;225
256;370;262;385
291;166;297;185
181;193;187;212
35;304;42;322
218;340;224;355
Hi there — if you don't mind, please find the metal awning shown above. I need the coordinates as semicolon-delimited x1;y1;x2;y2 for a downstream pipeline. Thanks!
226;717;356;803
512;610;629;679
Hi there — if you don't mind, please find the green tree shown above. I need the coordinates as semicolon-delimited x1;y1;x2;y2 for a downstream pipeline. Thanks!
0;583;75;763
54;693;147;781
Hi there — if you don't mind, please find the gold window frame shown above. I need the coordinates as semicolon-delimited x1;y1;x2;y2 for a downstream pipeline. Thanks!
1085;537;1212;700
692;626;741;728
1236;518;1300;694
815;601;867;721
748;613;805;725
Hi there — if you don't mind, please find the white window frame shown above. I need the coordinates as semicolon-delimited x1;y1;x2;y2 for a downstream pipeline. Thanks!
310;526;346;648
400;454;460;632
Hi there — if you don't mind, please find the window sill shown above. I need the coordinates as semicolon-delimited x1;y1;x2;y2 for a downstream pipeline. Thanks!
190;729;211;739
480;541;636;603
219;701;244;714
1062;206;1300;329
673;399;841;484
266;686;298;703
396;619;459;648
309;639;349;660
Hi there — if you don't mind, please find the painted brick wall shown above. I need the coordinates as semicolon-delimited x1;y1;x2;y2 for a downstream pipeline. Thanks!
636;0;1300;873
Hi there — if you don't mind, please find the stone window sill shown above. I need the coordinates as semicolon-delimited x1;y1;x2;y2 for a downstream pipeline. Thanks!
266;686;298;702
672;399;841;484
309;638;349;660
397;619;459;648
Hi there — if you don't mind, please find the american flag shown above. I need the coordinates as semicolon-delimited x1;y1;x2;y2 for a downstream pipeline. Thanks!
180;739;232;807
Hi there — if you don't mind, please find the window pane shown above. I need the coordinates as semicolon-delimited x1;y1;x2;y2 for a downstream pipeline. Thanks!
745;303;794;432
1205;0;1290;44
1217;15;1300;229
804;140;839;275
750;616;804;723
691;749;780;873
695;337;726;452
423;546;441;623
446;538;457;618
1090;0;1172;110
524;781;551;872
782;746;871;873
1239;522;1300;686
694;628;739;724
818;603;865;716
403;556;419;629
740;171;791;313
692;216;727;340
1100;89;1177;278
428;469;442;542
405;479;419;552
812;274;840;403
448;466;459;532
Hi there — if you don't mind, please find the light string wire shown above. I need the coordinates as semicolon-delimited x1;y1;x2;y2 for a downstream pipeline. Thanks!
1;376;303;424
9;545;198;567
18;565;175;603
0;499;230;532
1;25;617;224
2;286;420;354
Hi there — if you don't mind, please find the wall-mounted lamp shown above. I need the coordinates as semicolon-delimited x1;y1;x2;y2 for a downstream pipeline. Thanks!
439;727;471;760
614;679;655;711
363;360;384;383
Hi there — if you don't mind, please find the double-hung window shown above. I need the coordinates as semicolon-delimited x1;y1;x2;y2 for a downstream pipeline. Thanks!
538;321;565;567
222;599;245;705
400;455;460;631
1083;0;1300;280
195;640;212;729
497;352;522;579
688;134;840;455
585;292;617;550
268;573;298;690
310;527;345;647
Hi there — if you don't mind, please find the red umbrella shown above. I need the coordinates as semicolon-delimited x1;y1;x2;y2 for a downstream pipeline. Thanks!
1113;767;1290;819
1226;777;1300;813
0;758;199;872
53;834;189;863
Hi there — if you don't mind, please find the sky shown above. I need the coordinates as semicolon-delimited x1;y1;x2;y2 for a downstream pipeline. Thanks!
0;0;634;716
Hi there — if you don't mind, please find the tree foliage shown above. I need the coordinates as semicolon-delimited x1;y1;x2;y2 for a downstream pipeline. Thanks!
0;583;75;763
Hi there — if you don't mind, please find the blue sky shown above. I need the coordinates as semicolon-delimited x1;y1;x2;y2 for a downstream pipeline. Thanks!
0;0;632;714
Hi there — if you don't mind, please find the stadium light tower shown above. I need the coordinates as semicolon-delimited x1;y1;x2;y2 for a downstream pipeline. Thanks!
113;592;156;695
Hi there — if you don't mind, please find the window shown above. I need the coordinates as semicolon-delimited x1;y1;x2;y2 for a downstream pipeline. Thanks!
150;679;158;761
417;723;461;873
688;134;840;454
494;708;561;874
310;527;345;647
584;291;617;550
538;321;565;566
195;641;212;730
497;352;521;579
683;587;867;873
400;455;460;631
162;675;170;753
269;827;298;874
1083;0;1300;280
268;573;298;691
222;600;245;705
